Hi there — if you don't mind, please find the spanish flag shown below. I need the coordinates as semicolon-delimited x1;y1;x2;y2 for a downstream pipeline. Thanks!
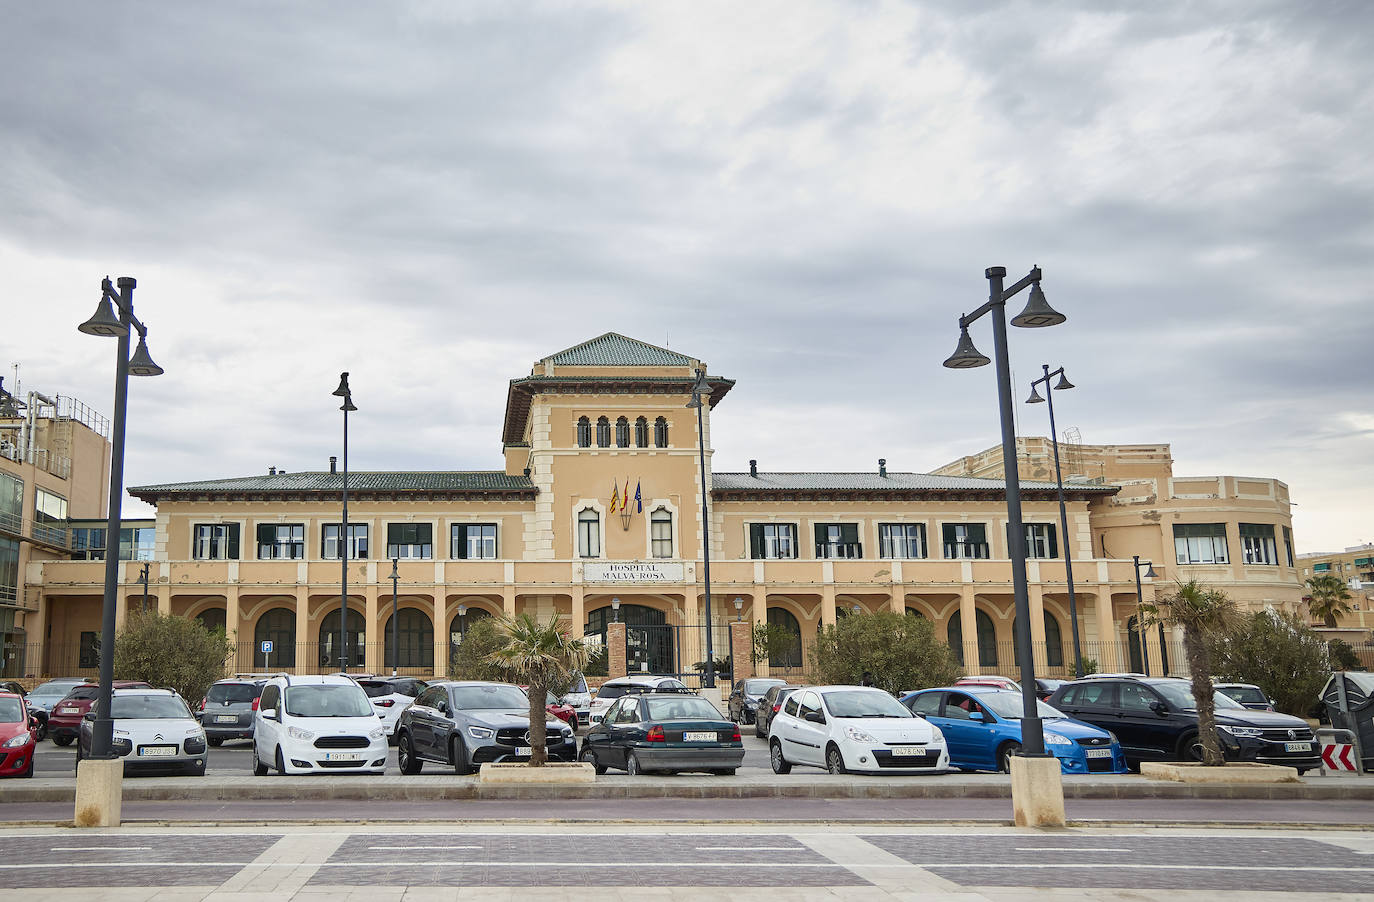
624;478;631;515
609;480;619;514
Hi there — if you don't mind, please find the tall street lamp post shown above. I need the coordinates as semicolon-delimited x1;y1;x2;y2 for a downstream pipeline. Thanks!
332;373;356;674
685;369;716;689
943;265;1066;758
1132;555;1158;675
78;276;164;761
1026;364;1083;677
389;557;400;677
138;562;151;615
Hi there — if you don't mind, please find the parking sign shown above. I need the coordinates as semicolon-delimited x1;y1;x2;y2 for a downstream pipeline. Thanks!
261;640;273;654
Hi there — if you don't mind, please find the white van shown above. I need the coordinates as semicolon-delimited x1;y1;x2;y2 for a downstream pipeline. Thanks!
252;674;388;775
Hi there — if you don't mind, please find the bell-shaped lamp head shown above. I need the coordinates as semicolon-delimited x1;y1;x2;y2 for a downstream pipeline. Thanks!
126;335;164;376
942;325;991;369
1142;562;1158;579
1026;385;1045;404
1010;282;1066;328
1054;372;1075;391
685;368;711;409
333;372;357;411
78;293;129;337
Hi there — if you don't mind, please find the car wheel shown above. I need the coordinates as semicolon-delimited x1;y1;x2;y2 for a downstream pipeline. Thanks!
626;751;645;776
1180;732;1206;762
770;739;792;775
34;721;47;742
579;745;606;775
52;734;74;747
826;744;848;775
451;736;473;775
274;746;288;776
207;737;223;747
998;741;1022;773
21;755;33;778
252;742;269;776
397;731;423;775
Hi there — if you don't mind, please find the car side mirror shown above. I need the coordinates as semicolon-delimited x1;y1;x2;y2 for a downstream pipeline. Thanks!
1149;700;1168;716
28;716;38;731
969;711;985;722
804;711;825;724
193;711;204;721
260;708;278;720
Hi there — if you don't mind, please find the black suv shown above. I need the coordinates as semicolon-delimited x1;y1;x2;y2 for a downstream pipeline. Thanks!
1047;677;1320;773
727;678;785;724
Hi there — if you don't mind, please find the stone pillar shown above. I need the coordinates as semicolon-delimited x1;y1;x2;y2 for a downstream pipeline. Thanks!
821;586;838;628
156;584;171;616
364;585;379;674
959;589;979;675
225;588;241;674
1094;592;1119;672
729;619;753;682
295;591;311;675
27;593;48;677
1009;755;1066;827
73;759;122;828
607;621;627;678
1029;584;1047;669
571;586;585;637
751;588;768;678
433;594;451;680
889;588;904;615
502;586;516;617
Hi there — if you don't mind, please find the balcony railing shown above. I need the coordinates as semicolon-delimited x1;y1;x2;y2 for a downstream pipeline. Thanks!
0;511;72;550
814;542;863;559
943;542;990;560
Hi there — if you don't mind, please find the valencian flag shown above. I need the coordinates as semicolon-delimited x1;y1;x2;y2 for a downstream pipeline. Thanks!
634;479;642;513
609;480;619;514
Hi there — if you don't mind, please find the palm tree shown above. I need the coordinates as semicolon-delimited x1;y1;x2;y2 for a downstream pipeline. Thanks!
486;612;589;766
1142;580;1237;766
1305;574;1354;628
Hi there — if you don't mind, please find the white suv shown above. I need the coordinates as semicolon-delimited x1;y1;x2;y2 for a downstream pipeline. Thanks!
252;674;388;775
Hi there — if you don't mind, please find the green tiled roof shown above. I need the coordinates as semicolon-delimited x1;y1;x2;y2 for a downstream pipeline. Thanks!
547;333;695;367
129;471;534;503
712;471;1118;497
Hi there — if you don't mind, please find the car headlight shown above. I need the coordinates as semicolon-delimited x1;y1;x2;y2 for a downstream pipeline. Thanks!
468;726;495;740
1218;725;1262;739
2;733;29;748
368;728;385;741
1044;732;1073;746
114;729;131;737
844;727;877;743
1106;731;1120;745
286;726;315;741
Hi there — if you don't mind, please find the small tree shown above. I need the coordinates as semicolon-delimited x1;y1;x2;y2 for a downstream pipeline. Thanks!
486;613;588;766
113;612;235;706
1209;610;1331;715
1305;574;1354;628
1142;580;1237;766
752;622;802;666
809;611;963;695
450;618;513;682
1328;638;1365;671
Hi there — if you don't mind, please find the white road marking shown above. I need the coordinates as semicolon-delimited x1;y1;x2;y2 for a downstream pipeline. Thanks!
49;846;153;852
694;846;801;851
368;845;484;850
1013;847;1129;852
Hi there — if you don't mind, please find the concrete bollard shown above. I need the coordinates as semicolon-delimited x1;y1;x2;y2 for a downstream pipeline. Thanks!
1009;754;1066;827
74;758;123;827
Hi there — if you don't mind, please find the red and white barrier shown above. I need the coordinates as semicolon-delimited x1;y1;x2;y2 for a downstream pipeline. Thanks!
1321;743;1357;772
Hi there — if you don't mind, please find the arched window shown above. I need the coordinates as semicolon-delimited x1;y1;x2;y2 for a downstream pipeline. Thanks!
384;608;435;669
654;416;669;447
766;607;803;667
578;508;601;558
253;608;295;668
596;416;611;448
196;608;227;635
946;610;999;667
319;608;366;669
634;416;649;448
905;607;925;619
1012;611;1066;668
650;508;673;558
1126;616;1169;676
449;606;492;651
576;416;591;448
615;416;630;448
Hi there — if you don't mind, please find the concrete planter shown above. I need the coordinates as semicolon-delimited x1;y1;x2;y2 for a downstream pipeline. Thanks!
1140;761;1301;784
478;762;597;784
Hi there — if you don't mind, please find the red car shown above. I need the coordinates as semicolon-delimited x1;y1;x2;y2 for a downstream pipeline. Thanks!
520;686;579;733
0;691;37;778
46;680;152;745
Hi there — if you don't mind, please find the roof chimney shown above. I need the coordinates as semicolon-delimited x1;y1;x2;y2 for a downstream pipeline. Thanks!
749;459;758;478
879;458;887;478
330;456;337;474
268;466;276;475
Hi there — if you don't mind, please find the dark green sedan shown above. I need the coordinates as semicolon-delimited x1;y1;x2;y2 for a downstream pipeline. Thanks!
578;692;744;776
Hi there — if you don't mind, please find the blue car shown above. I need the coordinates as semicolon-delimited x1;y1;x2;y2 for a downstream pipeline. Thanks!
901;686;1127;774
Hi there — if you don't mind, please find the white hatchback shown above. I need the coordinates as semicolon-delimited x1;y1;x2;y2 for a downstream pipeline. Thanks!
769;685;950;775
252;674;388;776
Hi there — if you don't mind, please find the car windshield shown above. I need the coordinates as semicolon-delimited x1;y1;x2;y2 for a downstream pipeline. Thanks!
823;690;913;719
545;692;561;706
645;697;723;721
744;679;784;695
1152;682;1244;710
0;698;23;722
111;695;191;720
30;682;82;699
568;675;588;694
974;692;1066;720
207;684;259;704
283;685;373;718
451;685;529;710
1222;686;1267;705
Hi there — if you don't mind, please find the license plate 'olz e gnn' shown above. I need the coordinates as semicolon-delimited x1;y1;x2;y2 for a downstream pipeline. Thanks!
138;745;177;757
684;731;717;742
888;746;926;756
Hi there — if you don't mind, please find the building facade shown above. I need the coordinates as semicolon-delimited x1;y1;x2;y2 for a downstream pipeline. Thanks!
15;335;1305;683
1297;543;1374;639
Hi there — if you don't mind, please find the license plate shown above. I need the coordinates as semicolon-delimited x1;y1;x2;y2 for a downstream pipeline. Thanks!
513;746;532;756
1286;742;1312;753
684;731;717;742
61;707;79;714
215;715;238;723
138;745;177;757
323;752;364;762
1085;748;1113;759
888;746;926;756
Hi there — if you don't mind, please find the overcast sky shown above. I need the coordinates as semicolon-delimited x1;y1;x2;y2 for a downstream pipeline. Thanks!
3;1;1371;554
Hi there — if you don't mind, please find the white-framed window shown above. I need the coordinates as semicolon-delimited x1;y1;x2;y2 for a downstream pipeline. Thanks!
942;523;989;559
452;523;497;560
1023;523;1058;559
1239;523;1277;565
387;523;433;559
322;523;368;560
749;523;798;560
879;523;927;559
1174;523;1228;564
814;523;862;558
256;523;305;559
578;508;601;558
193;523;241;560
650;508;673;559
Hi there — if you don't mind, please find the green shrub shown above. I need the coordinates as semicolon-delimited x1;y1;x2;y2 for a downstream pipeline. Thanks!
808;611;963;695
1328;638;1365;671
448;618;513;683
112;612;234;705
1209;610;1332;715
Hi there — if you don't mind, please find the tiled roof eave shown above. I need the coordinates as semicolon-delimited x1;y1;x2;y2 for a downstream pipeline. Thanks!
129;488;539;505
502;376;734;444
711;488;1115;503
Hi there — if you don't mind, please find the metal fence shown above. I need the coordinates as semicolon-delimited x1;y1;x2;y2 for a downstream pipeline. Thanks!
609;622;734;689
